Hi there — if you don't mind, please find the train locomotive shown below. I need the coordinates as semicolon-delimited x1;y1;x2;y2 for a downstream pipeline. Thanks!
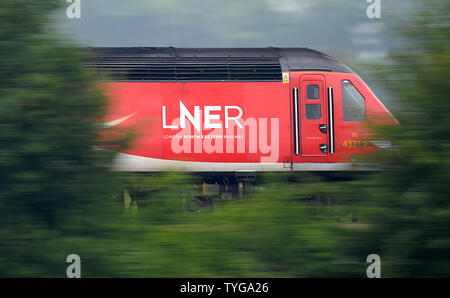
87;47;397;200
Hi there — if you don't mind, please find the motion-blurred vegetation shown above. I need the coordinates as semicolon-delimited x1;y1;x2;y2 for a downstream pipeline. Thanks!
310;0;450;277
0;0;129;276
0;0;448;277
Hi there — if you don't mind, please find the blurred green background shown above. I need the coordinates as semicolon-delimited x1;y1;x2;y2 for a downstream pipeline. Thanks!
0;0;448;277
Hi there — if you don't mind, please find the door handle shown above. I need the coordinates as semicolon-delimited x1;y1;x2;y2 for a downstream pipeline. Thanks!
319;124;327;134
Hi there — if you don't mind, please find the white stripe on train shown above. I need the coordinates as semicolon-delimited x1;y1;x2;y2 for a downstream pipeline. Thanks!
103;112;137;128
111;152;372;172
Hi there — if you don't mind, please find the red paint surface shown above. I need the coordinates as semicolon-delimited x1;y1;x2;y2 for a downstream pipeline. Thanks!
100;72;397;168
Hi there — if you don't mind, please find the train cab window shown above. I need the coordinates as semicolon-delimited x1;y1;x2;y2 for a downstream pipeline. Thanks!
307;84;320;99
305;104;321;120
342;80;366;122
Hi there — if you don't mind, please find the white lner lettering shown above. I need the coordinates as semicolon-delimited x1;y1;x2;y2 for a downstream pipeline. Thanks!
224;106;243;129
163;101;279;162
204;106;221;129
162;101;243;132
179;101;201;132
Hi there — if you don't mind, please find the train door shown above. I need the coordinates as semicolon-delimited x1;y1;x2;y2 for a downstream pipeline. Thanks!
292;74;328;158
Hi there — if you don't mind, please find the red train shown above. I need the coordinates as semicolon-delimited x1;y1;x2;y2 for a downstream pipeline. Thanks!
88;47;397;174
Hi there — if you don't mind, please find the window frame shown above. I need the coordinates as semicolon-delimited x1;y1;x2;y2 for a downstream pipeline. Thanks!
341;79;367;123
305;103;322;120
306;84;320;100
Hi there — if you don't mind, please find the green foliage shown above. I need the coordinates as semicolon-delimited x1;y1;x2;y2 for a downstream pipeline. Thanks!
308;0;450;277
0;1;127;276
63;173;340;277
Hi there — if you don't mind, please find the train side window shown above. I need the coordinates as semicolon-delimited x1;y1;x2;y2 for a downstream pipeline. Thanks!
342;80;366;122
305;104;321;120
307;84;320;99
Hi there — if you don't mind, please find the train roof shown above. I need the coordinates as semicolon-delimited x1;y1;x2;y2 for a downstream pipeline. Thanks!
85;47;354;82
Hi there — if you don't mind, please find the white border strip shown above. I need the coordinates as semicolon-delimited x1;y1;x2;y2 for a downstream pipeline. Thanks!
112;153;367;172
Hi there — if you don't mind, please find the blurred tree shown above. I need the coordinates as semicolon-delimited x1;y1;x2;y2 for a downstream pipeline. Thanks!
314;0;450;277
0;1;127;276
